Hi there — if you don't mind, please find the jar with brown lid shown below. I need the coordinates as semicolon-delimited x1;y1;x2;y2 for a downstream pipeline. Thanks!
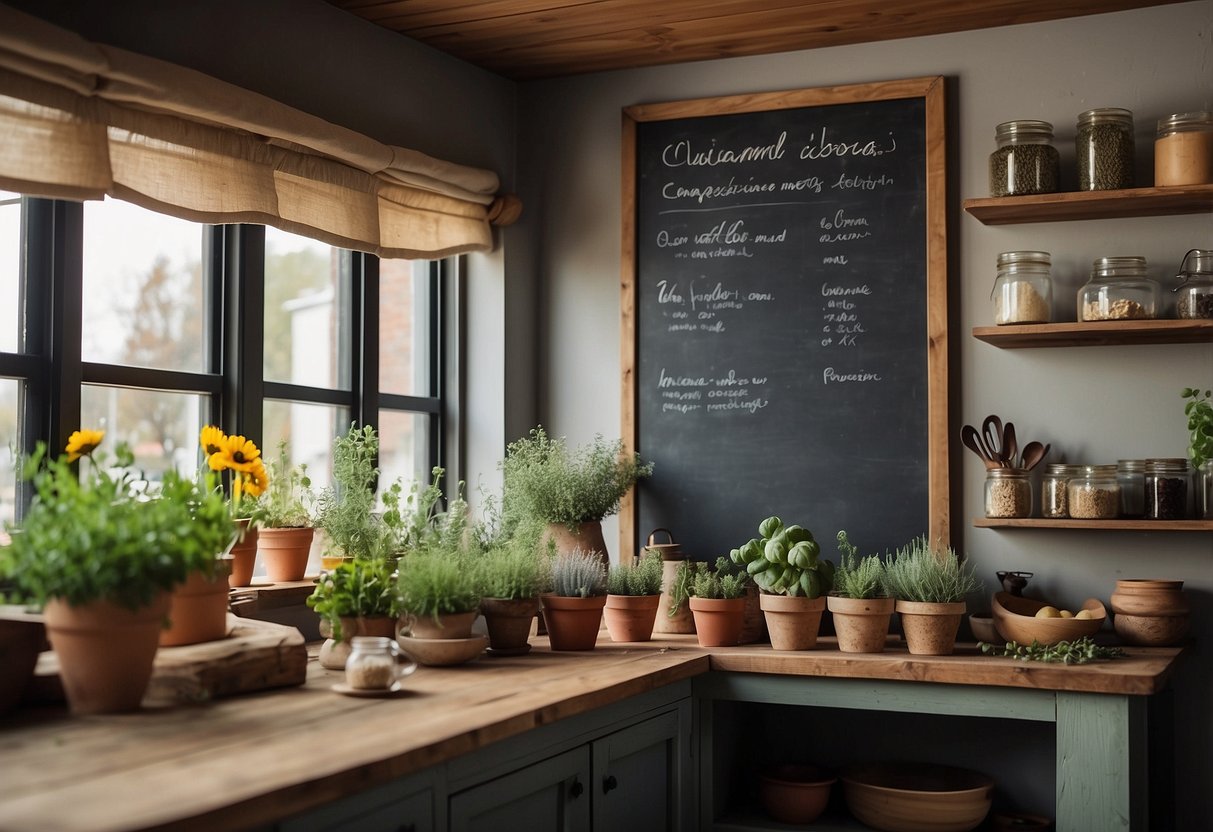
1155;111;1213;186
1172;249;1213;320
989;120;1060;197
1078;256;1158;321
993;251;1052;324
1077;108;1135;190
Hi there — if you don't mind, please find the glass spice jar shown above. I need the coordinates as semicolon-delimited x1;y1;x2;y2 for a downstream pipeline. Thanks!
1077;107;1135;190
1172;249;1213;320
993;251;1052;324
1144;458;1191;520
345;636;416;691
985;468;1032;518
1154;111;1213;186
1077;256;1158;321
989;120;1061;197
1041;463;1081;518
1116;459;1147;519
1067;464;1120;519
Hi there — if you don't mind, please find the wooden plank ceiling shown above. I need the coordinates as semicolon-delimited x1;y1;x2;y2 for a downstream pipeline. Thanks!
327;0;1184;80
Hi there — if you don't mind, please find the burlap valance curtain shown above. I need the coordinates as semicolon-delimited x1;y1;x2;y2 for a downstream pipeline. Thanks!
0;4;512;258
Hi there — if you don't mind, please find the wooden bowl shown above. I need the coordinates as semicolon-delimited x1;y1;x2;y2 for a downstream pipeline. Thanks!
397;634;487;666
991;592;1105;646
841;762;993;832
968;614;998;643
758;764;836;824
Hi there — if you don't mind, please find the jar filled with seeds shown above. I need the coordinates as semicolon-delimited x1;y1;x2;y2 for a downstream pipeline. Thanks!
985;468;1032;518
1144;458;1191;520
1116;459;1147;519
345;636;412;690
1155;111;1213;186
1172;249;1213;320
1067;464;1121;519
1077;256;1159;321
989;120;1061;197
1042;463;1081;518
993;250;1052;324
1077;107;1135;190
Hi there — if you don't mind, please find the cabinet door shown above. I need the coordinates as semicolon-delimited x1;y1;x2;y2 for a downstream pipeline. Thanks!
448;746;591;832
280;779;433;832
592;709;689;832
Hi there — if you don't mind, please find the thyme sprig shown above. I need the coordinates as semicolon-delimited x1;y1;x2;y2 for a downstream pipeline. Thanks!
979;637;1126;664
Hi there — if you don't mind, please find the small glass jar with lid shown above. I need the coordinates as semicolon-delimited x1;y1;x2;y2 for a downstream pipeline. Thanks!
989;120;1061;197
1116;459;1147;518
1144;458;1191;520
1172;249;1213;320
1077;256;1158;321
985;468;1032;518
1067;464;1120;519
344;636;416;691
1077;108;1135;190
993;251;1052;324
1041;463;1081;518
1155;111;1213;186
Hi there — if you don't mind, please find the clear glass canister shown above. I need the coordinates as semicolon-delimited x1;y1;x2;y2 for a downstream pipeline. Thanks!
1144;458;1191;520
1116;459;1146;518
1155;111;1213;186
1077;108;1135;190
985;468;1032;518
1067;464;1121;519
1041;463;1081;519
1078;256;1158;321
989;120;1061;197
1173;249;1213;320
345;636;416;690
993;250;1052;324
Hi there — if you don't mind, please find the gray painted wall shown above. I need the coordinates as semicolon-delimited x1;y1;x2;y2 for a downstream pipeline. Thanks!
516;2;1213;824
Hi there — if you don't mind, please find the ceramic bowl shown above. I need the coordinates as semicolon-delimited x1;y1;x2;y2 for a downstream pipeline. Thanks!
397;633;487;666
758;764;836;824
991;592;1105;647
841;761;993;832
967;614;998;643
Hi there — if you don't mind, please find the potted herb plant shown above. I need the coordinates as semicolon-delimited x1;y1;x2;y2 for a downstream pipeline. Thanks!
476;535;549;656
314;423;385;568
501;426;653;567
883;536;982;656
826;531;894;654
307;558;400;669
731;516;835;651
541;549;608;651
1183;386;1213;518
257;440;315;582
0;432;233;713
680;557;748;647
603;551;664;642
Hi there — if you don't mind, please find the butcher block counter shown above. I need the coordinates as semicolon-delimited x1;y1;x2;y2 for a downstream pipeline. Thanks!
0;635;1183;832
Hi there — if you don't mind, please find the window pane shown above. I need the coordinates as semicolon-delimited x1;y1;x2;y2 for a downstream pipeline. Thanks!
264;227;349;389
0;191;20;354
0;378;17;526
81;198;207;371
79;385;205;478
379;259;431;396
378;410;432;494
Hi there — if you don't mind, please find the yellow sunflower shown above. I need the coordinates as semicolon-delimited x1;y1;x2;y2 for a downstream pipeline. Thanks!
65;429;105;462
199;425;227;457
239;457;270;498
211;434;263;473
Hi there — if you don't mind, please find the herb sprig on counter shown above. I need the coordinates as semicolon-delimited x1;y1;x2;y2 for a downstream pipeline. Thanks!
979;637;1126;665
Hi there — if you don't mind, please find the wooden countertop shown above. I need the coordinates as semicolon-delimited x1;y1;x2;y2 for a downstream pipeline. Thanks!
0;634;1182;832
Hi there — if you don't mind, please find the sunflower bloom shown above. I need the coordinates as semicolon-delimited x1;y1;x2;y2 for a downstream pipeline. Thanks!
240;458;270;498
212;434;263;473
199;425;227;457
65;429;105;462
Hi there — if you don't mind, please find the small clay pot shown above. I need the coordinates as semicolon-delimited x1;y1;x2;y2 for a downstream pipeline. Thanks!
759;764;836;825
896;599;967;656
480;597;540;655
760;593;826;651
257;527;314;582
406;610;478;640
1110;579;1190;646
228;520;259;588
827;595;895;653
603;594;661;643
541;594;607;651
689;597;746;647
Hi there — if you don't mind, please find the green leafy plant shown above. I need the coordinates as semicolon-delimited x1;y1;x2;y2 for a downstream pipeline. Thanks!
1;435;234;611
883;536;982;604
476;537;550;600
980;637;1125;664
501;426;653;527
830;531;887;600
396;550;481;622
669;557;747;606
314;424;383;560
607;551;664;596
261;441;313;528
550;550;607;598
306;559;399;642
730;515;834;598
1182;387;1213;469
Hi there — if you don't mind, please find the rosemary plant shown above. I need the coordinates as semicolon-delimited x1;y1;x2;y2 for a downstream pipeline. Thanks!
607;551;664;596
883;536;981;603
550;550;607;598
830;530;887;599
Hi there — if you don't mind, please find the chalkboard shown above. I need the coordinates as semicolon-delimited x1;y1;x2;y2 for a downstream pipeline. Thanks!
620;77;948;564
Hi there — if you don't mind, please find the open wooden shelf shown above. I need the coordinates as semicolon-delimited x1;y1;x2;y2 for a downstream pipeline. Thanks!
963;184;1213;225
974;518;1213;531
972;319;1213;348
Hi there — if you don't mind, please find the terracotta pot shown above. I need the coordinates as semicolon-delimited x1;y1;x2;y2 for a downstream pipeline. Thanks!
739;583;768;644
227;520;259;588
896;599;967;656
320;614;400;669
759;764;837;825
542;521;609;571
258;526;314;582
540;593;606;651
160;557;233;647
0;613;44;714
43;593;170;714
406;610;478;639
827;595;895;653
604;594;661;642
760;594;826;651
480;597;540;655
1110;579;1190;646
689;597;746;647
654;559;696;634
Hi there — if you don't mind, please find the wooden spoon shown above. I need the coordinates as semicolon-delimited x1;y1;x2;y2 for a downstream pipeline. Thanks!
1002;422;1018;470
962;425;1000;469
1019;441;1050;471
981;415;1006;466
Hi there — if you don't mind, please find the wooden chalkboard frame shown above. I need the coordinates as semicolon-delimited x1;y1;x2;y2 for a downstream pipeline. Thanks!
619;76;948;560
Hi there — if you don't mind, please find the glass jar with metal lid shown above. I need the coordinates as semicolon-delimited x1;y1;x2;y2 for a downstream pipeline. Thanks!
1077;108;1135;190
1077;256;1158;321
985;468;1032;518
1116;459;1147;518
1144;458;1191;520
1172;249;1213;320
1042;463;1082;519
993;251;1052;325
989;120;1061;197
1155;111;1213;186
1067;464;1120;519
